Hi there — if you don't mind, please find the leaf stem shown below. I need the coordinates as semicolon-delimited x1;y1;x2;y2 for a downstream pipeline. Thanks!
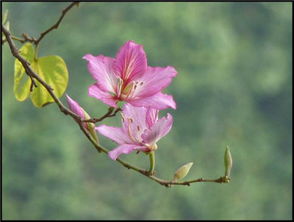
148;151;155;175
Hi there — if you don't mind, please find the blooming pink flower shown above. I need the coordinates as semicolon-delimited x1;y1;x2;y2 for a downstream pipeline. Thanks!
96;103;173;160
83;40;177;110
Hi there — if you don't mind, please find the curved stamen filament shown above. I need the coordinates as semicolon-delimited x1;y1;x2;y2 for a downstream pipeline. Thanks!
116;77;124;98
127;118;138;143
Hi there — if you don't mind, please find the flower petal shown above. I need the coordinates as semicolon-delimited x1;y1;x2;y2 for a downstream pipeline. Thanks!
83;54;117;93
122;103;147;129
108;144;147;160
142;113;173;145
95;125;132;144
88;84;117;107
134;66;177;98
114;40;147;83
121;103;148;143
146;108;159;129
65;94;85;119
130;92;176;110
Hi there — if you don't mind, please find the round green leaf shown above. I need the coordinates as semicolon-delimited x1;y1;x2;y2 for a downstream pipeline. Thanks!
13;43;35;101
30;55;69;107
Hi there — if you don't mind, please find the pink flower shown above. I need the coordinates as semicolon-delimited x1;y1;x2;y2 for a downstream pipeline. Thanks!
65;94;87;128
83;40;177;110
66;94;85;119
66;95;99;143
96;103;173;160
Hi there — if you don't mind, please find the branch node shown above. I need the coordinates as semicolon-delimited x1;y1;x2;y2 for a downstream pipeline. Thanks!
183;181;190;186
29;77;37;92
82;107;121;123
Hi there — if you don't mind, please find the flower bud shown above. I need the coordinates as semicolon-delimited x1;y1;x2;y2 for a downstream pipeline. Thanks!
173;162;194;181
224;146;233;178
65;95;99;144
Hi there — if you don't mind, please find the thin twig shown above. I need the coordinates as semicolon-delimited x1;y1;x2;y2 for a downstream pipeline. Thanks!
82;107;122;123
2;23;230;188
3;34;35;45
21;33;36;43
11;35;26;43
2;2;79;45
35;2;79;46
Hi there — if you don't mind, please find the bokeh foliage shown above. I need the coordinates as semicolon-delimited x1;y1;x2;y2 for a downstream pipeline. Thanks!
2;2;292;220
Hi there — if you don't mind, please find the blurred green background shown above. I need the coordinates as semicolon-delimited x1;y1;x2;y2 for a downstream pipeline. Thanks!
2;2;292;220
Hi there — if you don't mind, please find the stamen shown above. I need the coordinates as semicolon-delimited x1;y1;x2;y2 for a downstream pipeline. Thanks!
116;77;123;97
123;57;135;80
127;118;137;143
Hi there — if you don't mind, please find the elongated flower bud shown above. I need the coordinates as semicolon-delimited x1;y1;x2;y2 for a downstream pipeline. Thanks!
65;95;99;144
224;146;233;178
173;162;194;181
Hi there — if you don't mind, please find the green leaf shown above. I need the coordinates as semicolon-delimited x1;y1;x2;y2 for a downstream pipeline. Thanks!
2;10;10;42
83;110;99;144
5;21;10;31
173;162;194;181
13;43;68;107
14;43;35;101
30;55;68;107
2;10;8;24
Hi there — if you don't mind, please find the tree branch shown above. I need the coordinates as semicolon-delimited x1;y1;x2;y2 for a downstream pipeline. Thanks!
35;2;80;46
82;107;122;123
2;21;230;188
3;2;79;45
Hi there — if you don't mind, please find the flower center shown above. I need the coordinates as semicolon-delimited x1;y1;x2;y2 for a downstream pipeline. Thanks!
118;80;144;100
